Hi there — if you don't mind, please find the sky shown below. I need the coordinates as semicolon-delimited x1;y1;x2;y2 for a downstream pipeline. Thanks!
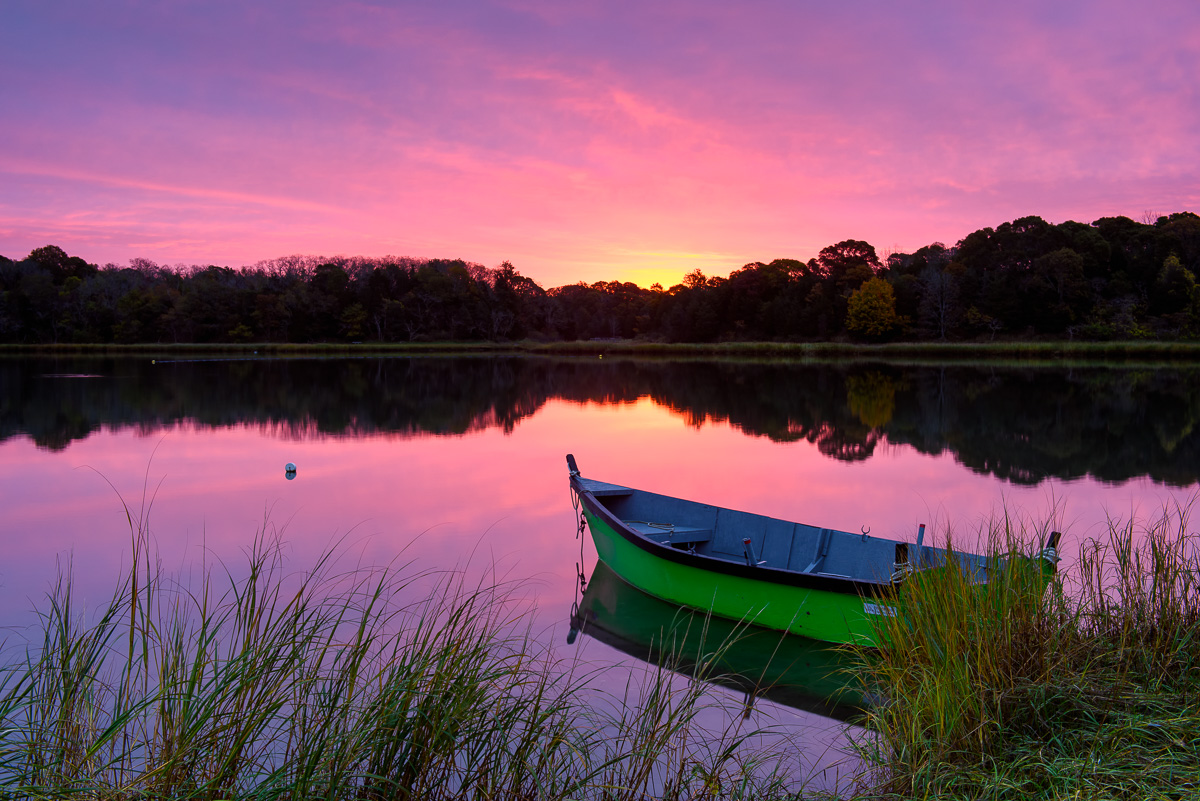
2;0;1198;289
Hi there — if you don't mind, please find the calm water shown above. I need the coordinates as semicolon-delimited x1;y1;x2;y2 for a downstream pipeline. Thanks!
3;354;1199;790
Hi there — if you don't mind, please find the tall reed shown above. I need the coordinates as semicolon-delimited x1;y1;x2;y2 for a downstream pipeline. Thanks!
0;528;809;800
853;505;1200;799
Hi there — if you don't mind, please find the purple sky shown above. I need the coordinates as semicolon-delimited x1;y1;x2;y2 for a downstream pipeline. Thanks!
2;0;1198;287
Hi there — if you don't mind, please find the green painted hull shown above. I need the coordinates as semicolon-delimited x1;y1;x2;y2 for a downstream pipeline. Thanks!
571;560;873;719
582;506;892;645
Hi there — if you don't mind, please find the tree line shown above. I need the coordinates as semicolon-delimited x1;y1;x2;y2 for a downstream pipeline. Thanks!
2;211;1199;344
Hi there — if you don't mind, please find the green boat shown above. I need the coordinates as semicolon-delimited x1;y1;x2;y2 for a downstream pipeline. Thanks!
569;560;872;721
567;454;1060;646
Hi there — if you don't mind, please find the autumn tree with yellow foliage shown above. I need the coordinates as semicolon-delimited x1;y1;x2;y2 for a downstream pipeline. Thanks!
846;277;904;340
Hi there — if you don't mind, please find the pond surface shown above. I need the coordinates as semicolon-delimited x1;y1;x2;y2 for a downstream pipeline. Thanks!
2;354;1199;791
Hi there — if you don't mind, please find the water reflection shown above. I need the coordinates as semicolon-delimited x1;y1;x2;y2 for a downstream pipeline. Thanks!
568;560;870;723
4;355;1200;485
1;354;1190;798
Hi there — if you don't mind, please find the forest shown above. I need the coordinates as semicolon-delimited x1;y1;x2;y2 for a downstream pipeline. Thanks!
2;212;1199;344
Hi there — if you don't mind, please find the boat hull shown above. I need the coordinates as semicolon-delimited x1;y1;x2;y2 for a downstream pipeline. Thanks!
580;501;893;645
571;560;872;720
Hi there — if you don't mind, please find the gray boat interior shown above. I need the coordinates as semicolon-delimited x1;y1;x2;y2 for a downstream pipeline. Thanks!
578;477;989;585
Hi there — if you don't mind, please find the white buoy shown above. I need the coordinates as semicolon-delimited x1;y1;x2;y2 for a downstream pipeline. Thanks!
285;463;297;479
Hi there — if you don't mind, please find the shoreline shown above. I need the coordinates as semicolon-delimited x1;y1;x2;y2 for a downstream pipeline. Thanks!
6;338;1200;367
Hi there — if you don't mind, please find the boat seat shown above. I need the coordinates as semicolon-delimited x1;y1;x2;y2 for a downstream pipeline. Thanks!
800;527;834;574
625;521;713;545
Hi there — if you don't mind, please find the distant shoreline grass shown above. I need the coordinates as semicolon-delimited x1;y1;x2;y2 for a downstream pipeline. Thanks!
7;339;1200;367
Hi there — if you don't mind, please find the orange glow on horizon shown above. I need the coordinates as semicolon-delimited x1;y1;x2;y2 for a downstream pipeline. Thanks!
2;4;1198;287
558;252;746;290
610;250;747;290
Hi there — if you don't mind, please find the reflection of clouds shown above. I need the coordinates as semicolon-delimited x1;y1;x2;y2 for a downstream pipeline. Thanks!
2;389;1195;661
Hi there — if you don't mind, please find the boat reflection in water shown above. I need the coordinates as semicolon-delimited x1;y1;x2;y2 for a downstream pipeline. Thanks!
567;561;874;723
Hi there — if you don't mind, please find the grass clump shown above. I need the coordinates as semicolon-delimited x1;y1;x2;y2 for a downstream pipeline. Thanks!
0;530;808;800
853;507;1200;799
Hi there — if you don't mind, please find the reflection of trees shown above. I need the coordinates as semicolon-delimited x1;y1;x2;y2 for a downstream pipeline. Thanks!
3;357;1200;486
846;372;898;428
885;367;1200;486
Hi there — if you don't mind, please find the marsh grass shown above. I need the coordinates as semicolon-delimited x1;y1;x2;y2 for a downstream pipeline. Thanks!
0;528;808;800
854;506;1200;799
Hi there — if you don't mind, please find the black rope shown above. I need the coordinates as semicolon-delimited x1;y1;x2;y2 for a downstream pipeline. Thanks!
575;507;589;594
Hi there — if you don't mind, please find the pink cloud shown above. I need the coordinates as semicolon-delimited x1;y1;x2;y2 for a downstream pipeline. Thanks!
2;0;1197;285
